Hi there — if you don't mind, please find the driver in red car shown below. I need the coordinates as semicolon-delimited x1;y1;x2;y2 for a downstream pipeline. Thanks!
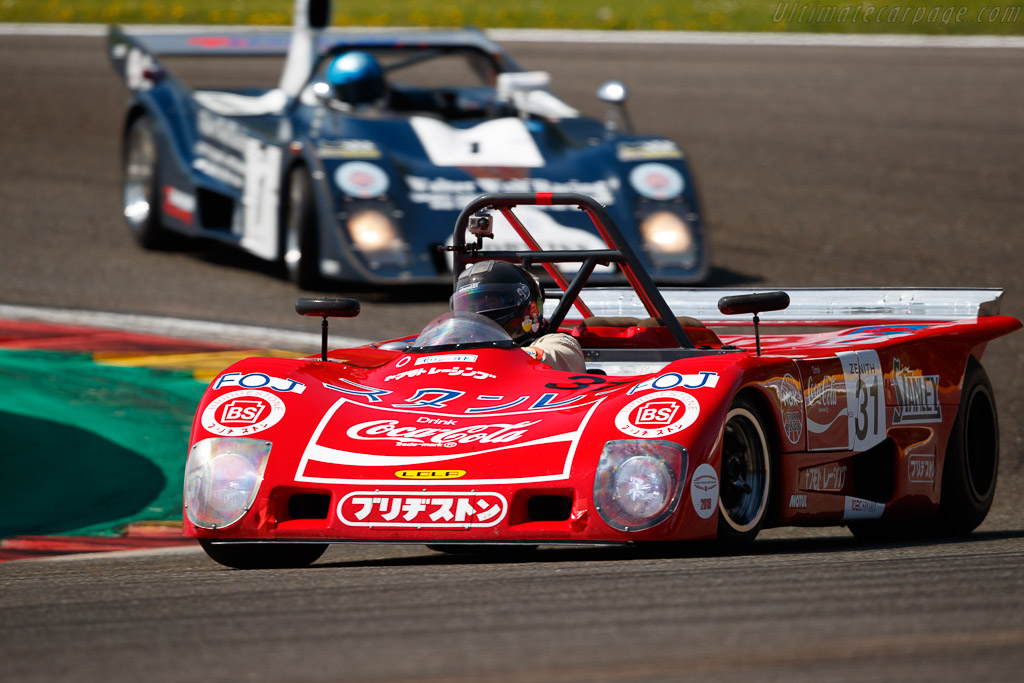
451;260;586;373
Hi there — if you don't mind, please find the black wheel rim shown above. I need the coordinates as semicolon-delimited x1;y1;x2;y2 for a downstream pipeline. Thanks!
123;121;155;231
720;408;769;532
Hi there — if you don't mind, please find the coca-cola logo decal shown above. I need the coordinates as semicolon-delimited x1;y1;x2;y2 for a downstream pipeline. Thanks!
295;396;605;485
346;418;540;448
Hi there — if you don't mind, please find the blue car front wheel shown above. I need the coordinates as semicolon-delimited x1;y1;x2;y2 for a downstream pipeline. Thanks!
283;166;321;289
122;114;175;249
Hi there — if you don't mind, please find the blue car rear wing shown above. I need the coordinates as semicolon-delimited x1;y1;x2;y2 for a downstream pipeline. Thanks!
109;23;516;100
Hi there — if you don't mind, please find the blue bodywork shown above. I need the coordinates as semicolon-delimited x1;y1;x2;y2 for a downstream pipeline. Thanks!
109;26;708;286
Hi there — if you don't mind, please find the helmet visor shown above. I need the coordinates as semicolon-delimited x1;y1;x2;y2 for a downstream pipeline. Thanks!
450;283;531;315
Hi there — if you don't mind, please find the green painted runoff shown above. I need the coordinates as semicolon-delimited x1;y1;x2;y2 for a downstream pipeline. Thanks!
0;350;205;537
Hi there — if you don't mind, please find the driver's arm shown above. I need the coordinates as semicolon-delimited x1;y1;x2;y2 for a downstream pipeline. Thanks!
522;333;585;373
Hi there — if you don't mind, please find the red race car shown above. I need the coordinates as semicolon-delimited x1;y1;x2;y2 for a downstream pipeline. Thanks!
184;193;1020;569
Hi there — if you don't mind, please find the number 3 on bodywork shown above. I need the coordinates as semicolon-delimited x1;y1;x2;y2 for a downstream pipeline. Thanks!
838;350;885;451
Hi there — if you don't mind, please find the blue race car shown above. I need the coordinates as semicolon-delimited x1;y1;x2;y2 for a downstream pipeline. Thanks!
110;0;708;288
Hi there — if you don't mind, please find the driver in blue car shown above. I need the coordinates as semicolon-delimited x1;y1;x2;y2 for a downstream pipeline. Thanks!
451;260;586;373
325;51;389;110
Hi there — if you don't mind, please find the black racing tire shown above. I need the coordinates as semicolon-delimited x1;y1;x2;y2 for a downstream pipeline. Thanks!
122;114;175;249
199;540;327;570
932;359;999;536
282;166;322;290
717;395;773;546
850;360;998;543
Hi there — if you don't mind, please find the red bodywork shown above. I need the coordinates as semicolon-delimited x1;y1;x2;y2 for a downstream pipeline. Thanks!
184;193;1020;548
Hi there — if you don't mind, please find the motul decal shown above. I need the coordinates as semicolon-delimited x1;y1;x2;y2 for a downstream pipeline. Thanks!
200;389;285;436
614;391;699;438
337;491;508;528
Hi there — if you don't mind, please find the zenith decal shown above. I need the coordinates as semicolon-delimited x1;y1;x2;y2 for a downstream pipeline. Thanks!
201;390;285;436
615;391;700;439
337;491;508;528
891;359;942;424
214;372;306;394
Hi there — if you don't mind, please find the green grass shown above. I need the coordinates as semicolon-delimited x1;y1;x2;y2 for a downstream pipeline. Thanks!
1;0;1021;34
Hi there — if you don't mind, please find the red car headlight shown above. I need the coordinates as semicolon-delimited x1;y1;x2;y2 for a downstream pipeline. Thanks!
594;440;686;531
184;438;271;530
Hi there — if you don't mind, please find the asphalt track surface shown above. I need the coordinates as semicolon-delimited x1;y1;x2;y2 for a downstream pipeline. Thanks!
1;34;1023;681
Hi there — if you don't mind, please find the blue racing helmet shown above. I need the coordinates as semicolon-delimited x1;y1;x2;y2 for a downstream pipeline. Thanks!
326;51;386;105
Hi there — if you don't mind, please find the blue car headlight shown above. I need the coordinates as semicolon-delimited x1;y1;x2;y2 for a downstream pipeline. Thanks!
184;438;272;530
639;211;698;268
594;440;687;531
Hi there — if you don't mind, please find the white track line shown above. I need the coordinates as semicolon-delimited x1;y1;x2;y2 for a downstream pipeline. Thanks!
21;545;205;563
0;22;1022;48
0;303;372;351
